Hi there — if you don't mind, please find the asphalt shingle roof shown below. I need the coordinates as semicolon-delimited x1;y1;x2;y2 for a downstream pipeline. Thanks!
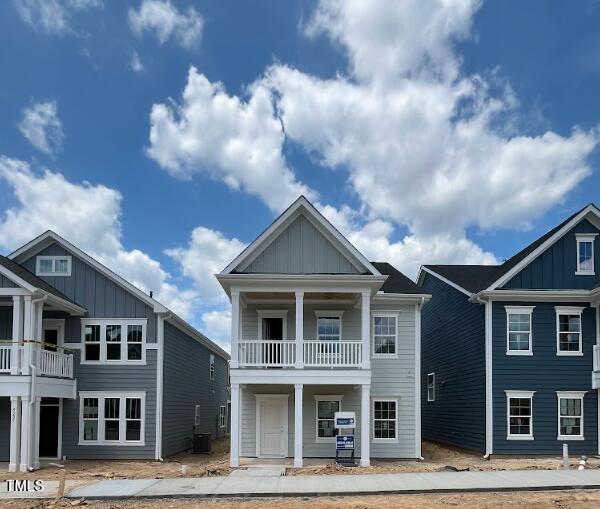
371;262;424;294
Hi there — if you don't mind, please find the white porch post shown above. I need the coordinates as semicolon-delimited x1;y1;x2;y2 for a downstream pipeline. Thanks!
32;397;41;469
295;292;304;369
230;382;240;467
21;296;33;375
11;296;23;375
230;291;240;369
19;396;31;472
361;292;371;370
9;396;21;472
360;384;370;467
294;383;303;467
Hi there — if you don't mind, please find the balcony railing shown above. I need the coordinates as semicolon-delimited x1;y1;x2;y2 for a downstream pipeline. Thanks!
237;339;362;368
0;341;73;379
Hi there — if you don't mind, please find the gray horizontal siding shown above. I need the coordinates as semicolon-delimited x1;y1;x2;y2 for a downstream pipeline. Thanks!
162;322;229;457
420;273;486;452
492;301;597;454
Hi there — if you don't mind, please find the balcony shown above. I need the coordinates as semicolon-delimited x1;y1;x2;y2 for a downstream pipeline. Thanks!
0;341;74;379
237;339;363;368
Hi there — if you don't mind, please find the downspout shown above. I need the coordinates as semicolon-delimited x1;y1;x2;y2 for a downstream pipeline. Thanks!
475;294;492;460
155;311;171;461
416;296;425;460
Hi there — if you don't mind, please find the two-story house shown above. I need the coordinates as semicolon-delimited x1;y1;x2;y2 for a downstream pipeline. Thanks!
418;203;600;456
216;197;429;467
0;231;229;472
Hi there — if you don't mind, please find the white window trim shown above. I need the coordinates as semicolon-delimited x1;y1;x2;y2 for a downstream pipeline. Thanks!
372;397;399;443
81;318;147;365
505;390;535;441
427;372;435;402
78;391;146;446
371;312;399;358
219;405;227;428
555;307;585;356
557;391;586;441
209;354;215;380
257;310;288;340
575;234;597;275
505;306;535;356
314;311;344;341
194;405;201;427
314;395;343;443
36;255;72;276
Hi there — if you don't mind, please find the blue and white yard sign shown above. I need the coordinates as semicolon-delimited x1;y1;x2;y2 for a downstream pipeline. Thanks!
334;411;356;428
336;435;354;450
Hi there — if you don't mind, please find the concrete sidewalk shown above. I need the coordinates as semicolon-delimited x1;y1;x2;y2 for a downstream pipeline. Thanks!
2;469;600;500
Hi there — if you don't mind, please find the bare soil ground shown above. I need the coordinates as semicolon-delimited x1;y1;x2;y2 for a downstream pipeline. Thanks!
3;491;600;509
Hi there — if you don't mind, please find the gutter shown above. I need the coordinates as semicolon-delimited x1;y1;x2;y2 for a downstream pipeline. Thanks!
155;311;171;461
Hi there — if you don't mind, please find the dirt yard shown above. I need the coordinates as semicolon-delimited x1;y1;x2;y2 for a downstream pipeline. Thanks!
4;491;600;509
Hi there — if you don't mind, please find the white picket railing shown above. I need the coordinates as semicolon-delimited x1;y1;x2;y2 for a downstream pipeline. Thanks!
238;340;296;367
303;340;362;367
37;348;74;378
0;342;73;378
0;345;12;372
594;345;600;372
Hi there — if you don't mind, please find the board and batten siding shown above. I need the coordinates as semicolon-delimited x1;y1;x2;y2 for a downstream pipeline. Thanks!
0;274;19;287
502;219;600;290
162;322;229;457
241;214;360;274
420;273;486;452
492;301;597;454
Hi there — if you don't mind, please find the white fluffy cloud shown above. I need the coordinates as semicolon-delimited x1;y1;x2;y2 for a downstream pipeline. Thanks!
201;309;231;352
147;67;316;212
130;49;144;72
0;156;197;318
18;101;65;156
128;0;203;49
13;0;101;35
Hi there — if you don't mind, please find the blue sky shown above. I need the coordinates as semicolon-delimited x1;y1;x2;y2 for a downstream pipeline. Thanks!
0;0;599;347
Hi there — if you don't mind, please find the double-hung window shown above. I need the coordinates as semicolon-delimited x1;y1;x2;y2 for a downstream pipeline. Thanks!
209;354;215;380
314;395;342;442
576;234;597;275
372;313;398;356
506;390;535;440
36;255;72;276
427;373;435;402
373;398;398;441
219;405;226;428
316;312;343;342
82;319;147;363
557;392;585;440
79;392;145;445
555;307;584;356
505;306;534;355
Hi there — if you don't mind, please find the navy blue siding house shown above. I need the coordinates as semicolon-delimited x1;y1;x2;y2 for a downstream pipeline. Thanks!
418;204;600;455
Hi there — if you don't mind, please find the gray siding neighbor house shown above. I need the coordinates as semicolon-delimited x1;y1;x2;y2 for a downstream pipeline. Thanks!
418;204;600;456
0;231;228;471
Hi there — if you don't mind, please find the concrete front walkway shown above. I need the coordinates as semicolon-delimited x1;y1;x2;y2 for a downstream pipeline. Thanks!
2;469;600;500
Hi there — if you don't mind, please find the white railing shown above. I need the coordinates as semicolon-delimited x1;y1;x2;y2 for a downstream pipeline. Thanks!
36;348;74;379
238;340;296;367
0;344;12;372
303;340;362;367
594;345;600;372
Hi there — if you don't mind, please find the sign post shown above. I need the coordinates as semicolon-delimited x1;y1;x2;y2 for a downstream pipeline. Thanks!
334;411;356;466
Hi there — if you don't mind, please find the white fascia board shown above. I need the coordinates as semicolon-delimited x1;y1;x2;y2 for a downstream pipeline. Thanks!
475;289;593;303
419;266;473;297
0;264;36;293
221;196;380;276
44;293;86;316
486;204;600;291
230;368;371;385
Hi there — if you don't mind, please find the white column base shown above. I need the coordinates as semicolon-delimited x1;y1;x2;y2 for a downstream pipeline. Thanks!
294;458;303;468
360;458;370;467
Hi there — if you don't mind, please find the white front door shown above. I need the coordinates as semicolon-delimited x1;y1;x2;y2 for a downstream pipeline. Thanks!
257;396;288;457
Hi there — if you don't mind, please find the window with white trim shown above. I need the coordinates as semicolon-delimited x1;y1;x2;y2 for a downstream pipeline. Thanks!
81;319;147;363
79;392;145;445
36;255;72;276
427;373;435;402
316;313;342;342
506;306;534;355
576;234;597;275
314;395;342;441
194;405;201;427
506;391;534;440
556;307;584;355
372;314;398;356
557;392;585;440
219;405;226;428
373;398;398;441
209;354;215;380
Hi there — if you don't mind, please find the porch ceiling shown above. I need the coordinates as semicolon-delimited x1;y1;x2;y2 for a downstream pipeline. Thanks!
244;291;355;301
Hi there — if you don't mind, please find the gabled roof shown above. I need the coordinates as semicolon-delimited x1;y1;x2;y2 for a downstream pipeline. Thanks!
371;262;424;294
419;203;600;295
221;196;381;276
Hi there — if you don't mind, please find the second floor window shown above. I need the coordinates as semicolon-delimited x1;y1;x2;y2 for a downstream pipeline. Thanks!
576;234;596;275
316;314;342;342
556;307;584;355
372;314;398;356
82;319;147;363
505;306;534;355
209;354;215;380
36;255;72;276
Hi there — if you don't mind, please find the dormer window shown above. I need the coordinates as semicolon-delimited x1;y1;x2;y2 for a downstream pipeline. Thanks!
576;234;597;275
36;255;72;276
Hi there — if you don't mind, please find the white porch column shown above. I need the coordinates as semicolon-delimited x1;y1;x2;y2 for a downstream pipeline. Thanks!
361;292;371;370
295;292;304;369
32;397;41;469
294;383;303;467
19;397;31;472
360;384;370;467
35;302;43;341
230;383;240;467
11;296;23;375
230;291;240;369
9;396;21;472
21;296;33;375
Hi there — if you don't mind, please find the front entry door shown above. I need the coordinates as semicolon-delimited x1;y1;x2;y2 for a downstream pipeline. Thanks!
42;320;64;351
258;397;287;457
39;398;60;458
